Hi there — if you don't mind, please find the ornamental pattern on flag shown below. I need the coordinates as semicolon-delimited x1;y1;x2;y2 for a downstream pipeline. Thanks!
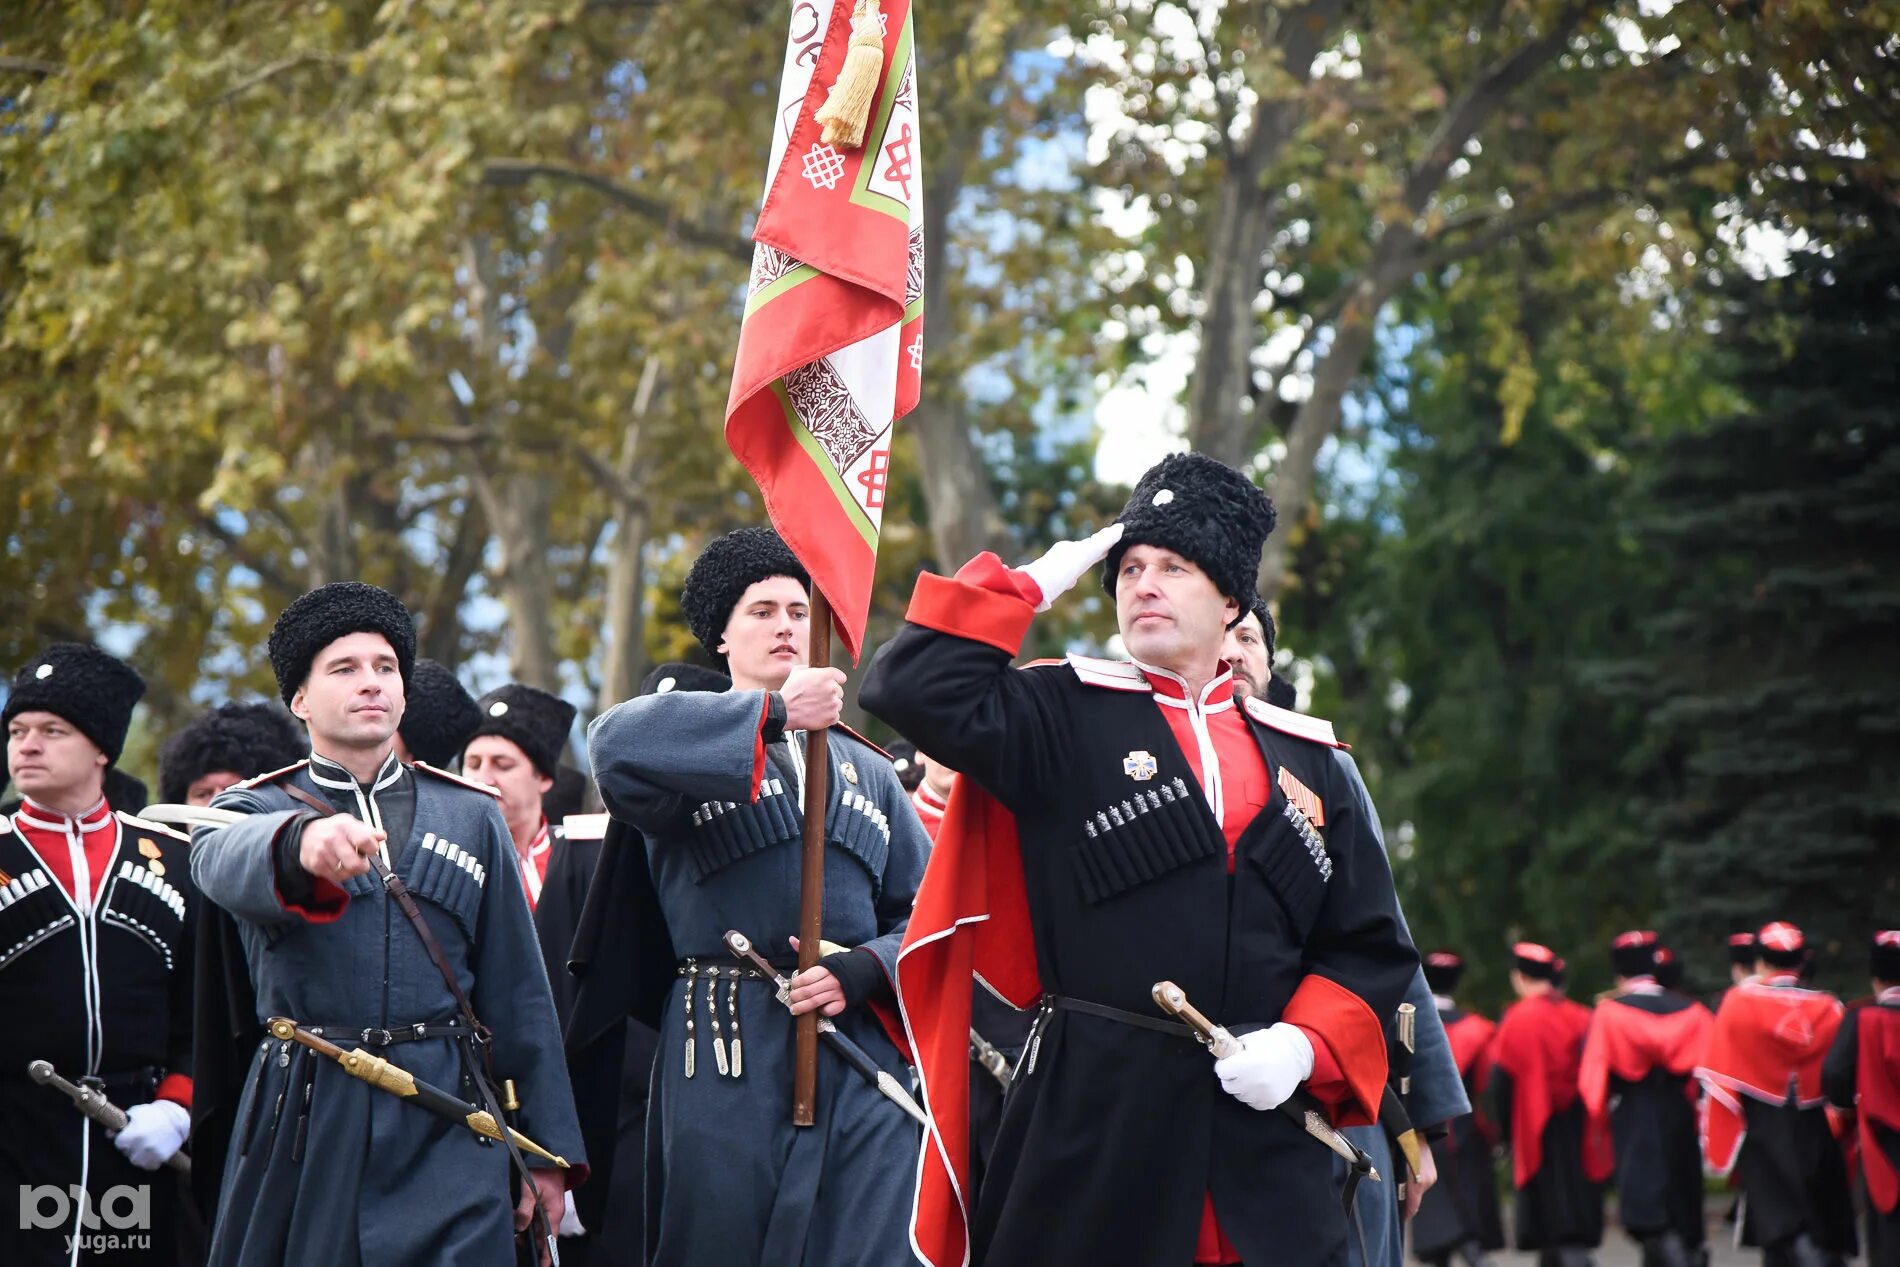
726;0;924;662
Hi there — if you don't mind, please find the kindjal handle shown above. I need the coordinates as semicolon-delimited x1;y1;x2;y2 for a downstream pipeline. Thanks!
1395;1001;1416;1095
723;931;930;1127
267;1018;568;1168
27;1060;191;1175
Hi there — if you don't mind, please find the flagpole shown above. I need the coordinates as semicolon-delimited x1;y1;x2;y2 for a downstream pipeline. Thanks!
793;589;832;1127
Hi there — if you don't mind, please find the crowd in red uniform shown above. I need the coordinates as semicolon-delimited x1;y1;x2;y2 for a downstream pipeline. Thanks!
1408;925;1900;1267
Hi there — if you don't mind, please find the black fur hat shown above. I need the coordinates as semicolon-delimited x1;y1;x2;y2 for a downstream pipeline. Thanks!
105;767;149;814
640;661;732;697
680;528;810;664
399;659;481;768
1101;453;1277;625
3;643;146;764
1264;674;1298;710
543;764;589;822
885;738;923;792
1871;931;1900;983
1654;945;1684;991
267;582;416;707
1512;941;1563;982
467;684;577;779
1252;599;1278;657
1422;950;1465;996
158;701;306;803
1757;921;1806;970
1610;929;1659;979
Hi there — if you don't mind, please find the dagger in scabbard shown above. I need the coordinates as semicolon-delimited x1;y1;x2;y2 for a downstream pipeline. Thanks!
266;1018;568;1167
1151;981;1379;1182
723;930;928;1127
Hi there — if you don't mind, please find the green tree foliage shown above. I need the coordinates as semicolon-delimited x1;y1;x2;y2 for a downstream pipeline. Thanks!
0;1;1108;740
1279;240;1718;1006
1623;194;1900;990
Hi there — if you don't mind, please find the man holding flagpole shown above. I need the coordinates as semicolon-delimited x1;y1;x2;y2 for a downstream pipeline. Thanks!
584;527;928;1266
582;2;931;1257
720;0;923;1140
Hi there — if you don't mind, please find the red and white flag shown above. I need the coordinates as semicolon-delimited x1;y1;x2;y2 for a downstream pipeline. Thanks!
726;0;924;662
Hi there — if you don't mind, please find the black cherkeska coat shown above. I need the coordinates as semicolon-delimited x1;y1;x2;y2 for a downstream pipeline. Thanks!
863;614;1417;1267
0;806;195;1267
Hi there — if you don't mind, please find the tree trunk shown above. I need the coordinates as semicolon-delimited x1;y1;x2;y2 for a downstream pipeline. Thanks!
304;431;357;585
596;356;660;715
1183;0;1349;466
1257;266;1402;602
471;467;561;690
912;151;1005;570
597;500;649;711
416;494;487;666
1252;6;1588;601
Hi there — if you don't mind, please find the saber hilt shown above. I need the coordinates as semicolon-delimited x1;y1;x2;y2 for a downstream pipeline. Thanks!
969;1028;1013;1091
27;1060;191;1175
1151;980;1380;1184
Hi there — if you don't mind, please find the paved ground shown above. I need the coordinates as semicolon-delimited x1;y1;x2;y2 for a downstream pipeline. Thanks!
1486;1202;1803;1267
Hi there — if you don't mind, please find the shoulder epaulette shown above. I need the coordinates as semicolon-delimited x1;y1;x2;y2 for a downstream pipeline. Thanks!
829;722;893;763
116;812;192;843
412;761;502;798
1065;654;1151;693
235;759;310;790
1242;696;1347;749
559;812;610;841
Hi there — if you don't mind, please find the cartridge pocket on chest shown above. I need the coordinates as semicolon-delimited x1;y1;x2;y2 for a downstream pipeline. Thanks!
1069;777;1223;905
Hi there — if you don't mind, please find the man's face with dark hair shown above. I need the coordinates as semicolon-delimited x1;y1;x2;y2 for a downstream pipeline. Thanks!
187;771;244;806
719;575;811;692
1114;544;1237;677
1221;610;1271;700
290;631;405;753
463;734;553;836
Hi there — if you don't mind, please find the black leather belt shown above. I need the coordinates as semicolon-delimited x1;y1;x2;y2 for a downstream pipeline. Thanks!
677;957;796;979
1049;994;1196;1038
305;1020;468;1047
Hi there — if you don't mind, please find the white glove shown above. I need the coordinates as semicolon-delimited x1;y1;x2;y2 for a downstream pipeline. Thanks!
1019;523;1125;612
115;1099;190;1170
1213;1022;1314;1112
559;1189;585;1237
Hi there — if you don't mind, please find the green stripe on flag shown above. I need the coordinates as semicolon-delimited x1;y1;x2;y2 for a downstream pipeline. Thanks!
848;17;915;222
770;380;880;551
745;264;820;318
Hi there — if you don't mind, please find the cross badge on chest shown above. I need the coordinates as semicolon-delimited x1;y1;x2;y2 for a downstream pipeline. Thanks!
1122;750;1158;782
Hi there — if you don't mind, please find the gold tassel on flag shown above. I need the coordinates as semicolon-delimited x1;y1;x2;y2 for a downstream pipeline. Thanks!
815;0;884;149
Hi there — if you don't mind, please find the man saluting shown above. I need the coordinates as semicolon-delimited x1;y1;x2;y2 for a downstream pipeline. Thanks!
862;452;1418;1267
189;582;583;1266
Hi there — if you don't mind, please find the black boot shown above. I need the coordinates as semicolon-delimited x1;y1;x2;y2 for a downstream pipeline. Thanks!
1644;1231;1693;1267
1455;1239;1494;1267
1784;1233;1842;1267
